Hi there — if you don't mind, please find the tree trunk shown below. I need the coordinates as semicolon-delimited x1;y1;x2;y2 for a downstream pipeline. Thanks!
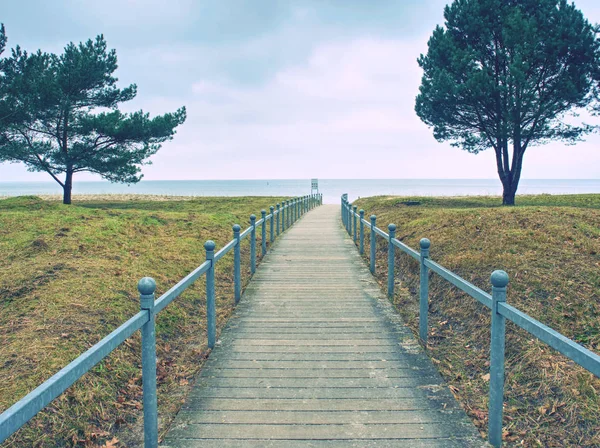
497;144;525;206
63;170;73;204
502;184;516;205
500;148;524;206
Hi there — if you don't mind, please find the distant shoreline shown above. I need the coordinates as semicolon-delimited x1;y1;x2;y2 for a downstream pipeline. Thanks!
0;194;289;202
1;179;599;204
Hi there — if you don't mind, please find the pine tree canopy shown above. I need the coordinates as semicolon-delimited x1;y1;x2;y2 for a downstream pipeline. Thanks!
0;31;186;204
415;0;600;204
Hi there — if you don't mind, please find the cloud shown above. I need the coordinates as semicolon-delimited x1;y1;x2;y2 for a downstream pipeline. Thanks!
1;0;599;183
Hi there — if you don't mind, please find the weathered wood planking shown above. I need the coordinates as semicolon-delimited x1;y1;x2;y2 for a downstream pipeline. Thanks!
161;205;486;447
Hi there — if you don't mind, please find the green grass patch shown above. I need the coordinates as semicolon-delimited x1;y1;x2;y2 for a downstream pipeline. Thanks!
0;195;289;447
354;194;600;447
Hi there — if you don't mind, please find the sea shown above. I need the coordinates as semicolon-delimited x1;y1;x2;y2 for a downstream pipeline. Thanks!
1;179;599;204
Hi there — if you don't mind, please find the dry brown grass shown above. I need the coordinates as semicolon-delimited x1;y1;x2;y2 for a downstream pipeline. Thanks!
354;194;600;448
0;195;289;447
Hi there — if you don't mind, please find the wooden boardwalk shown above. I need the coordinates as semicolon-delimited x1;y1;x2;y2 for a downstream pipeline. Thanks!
161;205;485;447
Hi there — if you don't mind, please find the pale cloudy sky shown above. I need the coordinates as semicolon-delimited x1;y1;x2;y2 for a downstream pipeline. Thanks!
1;0;600;182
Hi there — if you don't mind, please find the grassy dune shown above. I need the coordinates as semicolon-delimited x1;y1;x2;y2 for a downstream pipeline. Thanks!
353;194;600;447
0;195;288;447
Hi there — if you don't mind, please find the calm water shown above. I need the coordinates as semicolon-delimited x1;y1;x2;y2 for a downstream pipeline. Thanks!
1;179;599;204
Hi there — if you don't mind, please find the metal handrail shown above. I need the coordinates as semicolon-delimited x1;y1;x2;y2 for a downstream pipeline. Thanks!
0;193;324;447
341;194;600;448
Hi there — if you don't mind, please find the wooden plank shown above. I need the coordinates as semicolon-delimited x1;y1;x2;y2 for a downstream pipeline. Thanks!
181;398;461;412
201;369;424;379
209;353;408;361
195;376;442;388
227;339;400;346
165;423;475;440
216;346;402;353
173;409;468;425
203;360;411;369
162;439;485;448
187;387;451;400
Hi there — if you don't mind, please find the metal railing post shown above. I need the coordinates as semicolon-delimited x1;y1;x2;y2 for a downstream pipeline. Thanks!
205;240;216;348
233;225;241;304
387;224;396;299
489;270;509;447
276;203;281;235
419;238;430;343
344;201;348;231
281;203;286;232
353;206;358;244
347;202;351;235
139;277;158;448
348;204;353;236
270;206;275;243
261;210;267;256
370;215;376;274
250;215;256;274
359;209;365;255
286;201;290;229
320;193;322;205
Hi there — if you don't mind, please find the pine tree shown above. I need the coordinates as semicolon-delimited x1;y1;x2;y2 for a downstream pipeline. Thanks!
0;30;186;204
416;0;600;205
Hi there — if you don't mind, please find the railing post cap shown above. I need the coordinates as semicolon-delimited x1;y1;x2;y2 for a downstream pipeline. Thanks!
359;209;364;216
270;205;274;211
233;224;241;232
370;214;376;221
491;270;509;288
261;209;266;215
420;238;431;249
353;205;357;210
138;277;156;296
388;223;396;232
204;240;216;251
250;214;256;221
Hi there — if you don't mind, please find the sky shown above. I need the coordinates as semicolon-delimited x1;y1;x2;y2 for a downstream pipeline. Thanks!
1;0;600;182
